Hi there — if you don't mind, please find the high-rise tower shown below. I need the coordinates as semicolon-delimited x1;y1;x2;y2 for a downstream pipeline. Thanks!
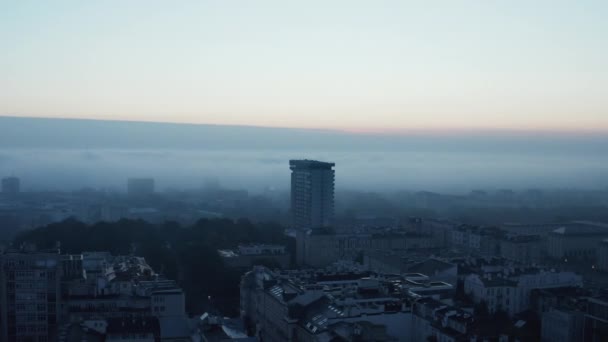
289;160;335;230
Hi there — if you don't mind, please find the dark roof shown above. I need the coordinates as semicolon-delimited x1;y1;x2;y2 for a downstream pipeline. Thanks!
479;277;517;287
551;224;608;236
502;235;541;243
289;159;335;169
106;317;160;336
407;259;455;275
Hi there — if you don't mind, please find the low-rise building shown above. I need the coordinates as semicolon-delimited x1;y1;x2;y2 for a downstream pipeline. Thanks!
451;225;504;256
240;265;417;341
464;267;583;316
596;239;608;272
547;223;608;261
0;247;195;341
405;217;456;248
541;308;584;342
298;228;435;267
411;298;475;342
584;295;608;342
499;234;542;264
218;244;290;269
365;252;458;286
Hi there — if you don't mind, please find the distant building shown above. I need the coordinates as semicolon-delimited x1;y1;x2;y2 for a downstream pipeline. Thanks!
127;178;155;197
597;239;608;272
464;267;583;316
218;244;290;269
405;217;456;248
501;222;569;235
298;228;434;267
1;176;20;196
364;252;458;286
451;225;504;256
499;234;542;264
289;160;335;231
546;223;608;261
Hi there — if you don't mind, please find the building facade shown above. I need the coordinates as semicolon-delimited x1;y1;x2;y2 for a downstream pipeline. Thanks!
541;308;584;342
547;224;608;261
596;239;608;272
0;249;62;342
499;234;542;265
464;268;583;316
290;160;335;231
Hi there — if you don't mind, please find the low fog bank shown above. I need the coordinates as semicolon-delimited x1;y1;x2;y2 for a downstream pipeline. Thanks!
0;117;607;192
0;148;606;193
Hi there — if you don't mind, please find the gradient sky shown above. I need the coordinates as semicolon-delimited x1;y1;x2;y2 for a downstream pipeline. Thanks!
1;0;607;132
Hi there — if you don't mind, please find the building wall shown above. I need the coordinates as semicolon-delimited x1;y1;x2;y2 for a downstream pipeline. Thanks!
541;309;584;342
151;291;185;318
300;231;434;267
500;239;542;264
547;234;608;260
290;160;335;231
410;313;434;342
596;241;608;272
464;275;520;315
465;271;583;316
584;297;608;342
260;293;292;342
0;251;63;341
336;311;413;341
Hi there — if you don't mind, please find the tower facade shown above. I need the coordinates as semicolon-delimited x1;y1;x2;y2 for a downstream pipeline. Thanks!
289;160;335;230
0;249;62;341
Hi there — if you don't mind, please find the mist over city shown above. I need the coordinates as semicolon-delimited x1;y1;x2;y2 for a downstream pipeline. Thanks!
1;117;607;193
2;1;608;341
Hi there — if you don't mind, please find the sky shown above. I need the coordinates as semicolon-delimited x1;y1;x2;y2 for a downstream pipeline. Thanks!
1;0;607;133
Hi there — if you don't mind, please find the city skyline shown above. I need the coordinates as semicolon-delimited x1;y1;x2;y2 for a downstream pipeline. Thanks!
2;1;608;133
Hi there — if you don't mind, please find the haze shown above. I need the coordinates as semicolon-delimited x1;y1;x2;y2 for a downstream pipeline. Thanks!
0;117;606;193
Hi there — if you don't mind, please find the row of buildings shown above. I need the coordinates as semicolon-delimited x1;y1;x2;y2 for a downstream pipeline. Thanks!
240;260;607;341
447;221;608;269
292;217;608;272
287;160;608;271
0;244;241;342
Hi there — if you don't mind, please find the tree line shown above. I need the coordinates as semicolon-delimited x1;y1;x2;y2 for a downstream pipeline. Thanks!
13;217;294;315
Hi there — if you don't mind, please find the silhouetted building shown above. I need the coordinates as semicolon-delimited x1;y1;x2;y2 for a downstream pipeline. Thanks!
1;176;20;197
290;160;335;231
0;247;63;341
584;295;608;341
597;239;608;272
218;244;290;269
127;178;155;197
547;223;608;261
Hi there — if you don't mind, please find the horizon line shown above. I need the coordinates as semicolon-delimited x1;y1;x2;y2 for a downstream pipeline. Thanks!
2;114;608;138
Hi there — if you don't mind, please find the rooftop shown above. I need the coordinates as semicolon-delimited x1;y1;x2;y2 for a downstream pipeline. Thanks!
289;159;335;170
552;224;608;236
